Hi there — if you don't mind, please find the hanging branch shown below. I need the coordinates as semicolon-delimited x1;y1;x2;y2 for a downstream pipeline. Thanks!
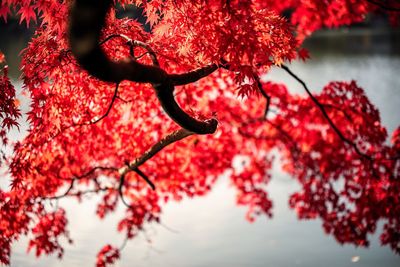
281;64;374;161
125;163;156;190
237;72;302;159
252;71;271;118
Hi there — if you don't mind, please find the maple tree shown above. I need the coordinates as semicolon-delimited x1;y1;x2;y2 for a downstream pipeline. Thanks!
0;0;399;266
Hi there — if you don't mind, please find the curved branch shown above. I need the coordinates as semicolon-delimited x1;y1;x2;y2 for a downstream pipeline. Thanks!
69;0;217;134
117;128;193;197
125;163;156;190
170;64;219;85
80;82;120;126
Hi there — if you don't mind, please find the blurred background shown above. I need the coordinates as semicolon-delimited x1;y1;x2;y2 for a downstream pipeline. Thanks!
1;9;400;267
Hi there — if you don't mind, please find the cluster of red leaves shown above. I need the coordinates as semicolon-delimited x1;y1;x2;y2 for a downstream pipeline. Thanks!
0;52;20;147
0;0;399;266
257;0;400;39
28;209;72;258
268;81;399;250
96;245;120;267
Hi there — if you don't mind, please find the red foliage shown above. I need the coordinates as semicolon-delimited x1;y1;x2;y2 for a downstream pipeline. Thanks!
0;52;20;148
96;245;120;267
0;0;399;266
28;209;72;258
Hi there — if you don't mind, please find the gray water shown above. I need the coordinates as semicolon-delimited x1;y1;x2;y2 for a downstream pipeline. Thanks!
1;24;400;267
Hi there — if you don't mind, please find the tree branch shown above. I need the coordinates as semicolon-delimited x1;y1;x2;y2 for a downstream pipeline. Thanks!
69;0;218;134
170;64;219;85
79;82;120;126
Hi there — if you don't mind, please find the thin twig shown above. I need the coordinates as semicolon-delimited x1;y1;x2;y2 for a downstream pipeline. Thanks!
42;186;113;201
281;64;373;161
79;82;120;126
119;236;129;250
366;0;400;12
57;166;118;180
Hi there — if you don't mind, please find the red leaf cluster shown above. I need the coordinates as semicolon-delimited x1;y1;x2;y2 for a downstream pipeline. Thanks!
28;209;72;258
96;244;120;267
0;52;20;148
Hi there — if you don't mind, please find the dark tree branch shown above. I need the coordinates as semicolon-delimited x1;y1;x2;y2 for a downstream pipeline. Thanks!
125;162;156;190
98;34;129;46
69;0;217;134
42;128;194;205
69;0;164;83
135;52;151;61
79;82;120;126
366;0;400;12
153;81;218;134
170;64;219;85
114;128;194;195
